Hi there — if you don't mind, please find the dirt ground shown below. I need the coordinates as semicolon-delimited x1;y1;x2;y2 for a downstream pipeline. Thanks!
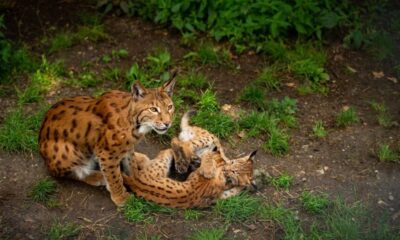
0;1;399;239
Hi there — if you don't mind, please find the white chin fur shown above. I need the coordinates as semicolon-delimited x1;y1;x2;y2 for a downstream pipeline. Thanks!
138;125;153;134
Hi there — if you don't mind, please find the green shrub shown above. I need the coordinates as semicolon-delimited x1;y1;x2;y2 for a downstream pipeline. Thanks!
336;107;359;127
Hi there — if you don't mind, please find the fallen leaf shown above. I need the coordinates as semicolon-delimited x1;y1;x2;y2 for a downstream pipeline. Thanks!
342;105;350;111
285;82;295;87
372;71;384;79
222;104;232;111
238;130;246;138
346;66;357;73
387;77;398;83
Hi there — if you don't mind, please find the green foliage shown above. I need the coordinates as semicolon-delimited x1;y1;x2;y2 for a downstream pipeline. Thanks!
0;106;48;152
192;110;234;139
47;24;108;53
300;191;330;214
270;173;293;190
266;96;297;127
30;177;57;205
123;195;175;222
184;209;203;220
49;32;74;53
369;101;394;128
17;57;64;104
189;228;225;240
184;43;231;66
255;66;281;91
313;120;327;138
177;71;207;89
214;192;260;222
264;128;289;156
239;84;266;109
103;67;122;82
0;15;35;83
47;222;80;240
336;107;359;127
118;0;352;46
146;49;171;75
376;144;399;163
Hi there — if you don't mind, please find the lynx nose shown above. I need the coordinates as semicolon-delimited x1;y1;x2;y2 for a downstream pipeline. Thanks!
164;122;171;128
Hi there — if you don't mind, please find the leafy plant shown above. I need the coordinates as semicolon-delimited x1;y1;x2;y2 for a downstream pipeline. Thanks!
313;120;327;138
300;191;330;214
264;128;289;156
123;195;175;222
369;101;394;128
0;106;48;152
184;209;204;220
376;144;399;162
30;177;58;206
239;84;266;109
214;192;260;222
189;228;225;240
336;107;359;127
270;173;293;190
47;222;80;240
146;49;171;75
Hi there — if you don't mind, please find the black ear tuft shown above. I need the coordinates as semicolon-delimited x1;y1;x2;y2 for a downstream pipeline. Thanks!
131;81;146;100
162;74;177;97
249;150;257;160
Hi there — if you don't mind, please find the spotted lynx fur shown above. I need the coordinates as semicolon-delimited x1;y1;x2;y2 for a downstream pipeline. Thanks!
171;110;228;176
38;78;176;206
123;147;256;208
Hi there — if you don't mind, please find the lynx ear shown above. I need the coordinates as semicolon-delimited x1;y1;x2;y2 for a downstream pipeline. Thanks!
162;74;177;97
248;150;257;161
131;81;146;100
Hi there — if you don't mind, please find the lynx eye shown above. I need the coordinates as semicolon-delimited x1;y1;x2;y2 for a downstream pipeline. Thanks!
167;104;173;110
149;107;158;113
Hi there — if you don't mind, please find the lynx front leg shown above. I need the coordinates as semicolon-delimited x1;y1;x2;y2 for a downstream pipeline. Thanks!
97;150;130;206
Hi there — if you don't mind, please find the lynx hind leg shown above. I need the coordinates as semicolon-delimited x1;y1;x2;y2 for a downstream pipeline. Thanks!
131;152;151;171
198;151;217;179
171;137;192;173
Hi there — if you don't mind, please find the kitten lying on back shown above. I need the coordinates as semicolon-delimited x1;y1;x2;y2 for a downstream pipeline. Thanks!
171;110;228;178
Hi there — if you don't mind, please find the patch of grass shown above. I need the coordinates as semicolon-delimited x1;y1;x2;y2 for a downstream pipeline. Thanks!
313;120;327;138
197;89;219;112
369;101;394;128
239;111;277;138
75;25;108;42
17;57;64;104
270;173;293;190
300;191;330;214
123;195;175;222
137;234;161;240
184;43;231;66
30;177;60;207
189;228;225;240
214;192;260;222
68;71;103;88
146;49;171;75
255;66;281;91
336;106;359;127
48;32;74;53
376;144;399;162
259;204;303;239
78;12;103;26
112;48;129;59
266;97;297;127
192;110;235;139
0;106;48;152
177;71;208;89
47;222;80;240
366;31;395;61
103;67;122;82
184;209;204;220
239;84;266;109
239;97;296;156
264;128;289;156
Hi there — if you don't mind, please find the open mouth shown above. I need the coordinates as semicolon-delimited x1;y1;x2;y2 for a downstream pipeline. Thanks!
154;127;168;134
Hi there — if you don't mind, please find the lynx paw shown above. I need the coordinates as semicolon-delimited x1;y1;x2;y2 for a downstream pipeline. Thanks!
199;168;216;179
111;192;130;206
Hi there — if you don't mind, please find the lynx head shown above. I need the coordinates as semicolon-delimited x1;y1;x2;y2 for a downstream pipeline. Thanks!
224;150;257;191
131;76;176;135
